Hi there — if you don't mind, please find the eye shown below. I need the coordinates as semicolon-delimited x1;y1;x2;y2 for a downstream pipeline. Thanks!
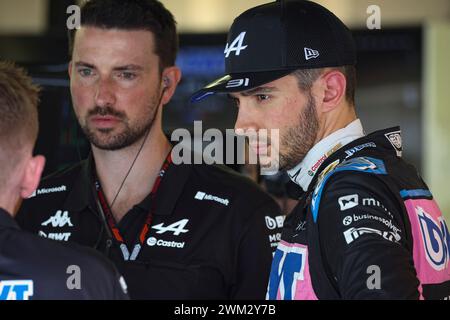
78;68;94;77
118;72;136;80
256;94;270;101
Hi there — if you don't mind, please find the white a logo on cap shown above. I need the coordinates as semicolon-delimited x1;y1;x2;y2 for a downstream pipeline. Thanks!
224;31;248;58
304;47;320;60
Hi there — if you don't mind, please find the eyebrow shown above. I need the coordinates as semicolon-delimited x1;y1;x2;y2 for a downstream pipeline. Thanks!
74;61;95;69
73;61;144;71
230;86;278;98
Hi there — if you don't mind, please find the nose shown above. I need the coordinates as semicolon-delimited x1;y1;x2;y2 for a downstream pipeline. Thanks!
94;77;116;107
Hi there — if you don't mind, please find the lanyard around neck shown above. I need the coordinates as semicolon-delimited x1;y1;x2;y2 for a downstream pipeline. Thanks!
94;152;172;261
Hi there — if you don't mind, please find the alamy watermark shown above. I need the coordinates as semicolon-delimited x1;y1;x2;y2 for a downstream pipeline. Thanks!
66;265;81;290
66;5;81;30
366;264;381;290
366;5;381;30
171;121;280;175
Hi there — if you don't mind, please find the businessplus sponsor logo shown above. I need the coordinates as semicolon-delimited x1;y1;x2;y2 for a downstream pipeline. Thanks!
342;214;402;234
146;237;185;249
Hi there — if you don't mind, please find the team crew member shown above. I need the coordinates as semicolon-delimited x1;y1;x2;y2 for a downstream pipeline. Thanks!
0;61;128;300
192;0;450;299
16;0;283;299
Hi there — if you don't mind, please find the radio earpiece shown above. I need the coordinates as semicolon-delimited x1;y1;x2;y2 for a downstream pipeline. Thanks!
163;77;170;88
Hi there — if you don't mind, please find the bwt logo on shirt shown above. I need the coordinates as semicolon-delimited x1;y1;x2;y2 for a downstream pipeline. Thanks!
0;280;34;300
265;216;285;230
38;230;71;242
416;206;450;271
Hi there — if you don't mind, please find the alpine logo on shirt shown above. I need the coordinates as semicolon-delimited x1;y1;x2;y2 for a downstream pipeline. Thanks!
147;219;190;249
151;219;189;236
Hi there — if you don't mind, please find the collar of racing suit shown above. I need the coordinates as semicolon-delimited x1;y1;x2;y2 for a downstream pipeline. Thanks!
287;119;365;191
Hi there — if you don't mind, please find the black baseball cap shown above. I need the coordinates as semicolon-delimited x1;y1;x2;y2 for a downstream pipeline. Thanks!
191;0;356;102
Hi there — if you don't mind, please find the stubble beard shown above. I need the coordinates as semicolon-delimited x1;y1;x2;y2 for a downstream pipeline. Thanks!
78;96;159;151
278;92;319;171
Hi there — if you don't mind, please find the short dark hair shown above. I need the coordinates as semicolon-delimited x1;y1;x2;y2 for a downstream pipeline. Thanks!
68;0;178;70
292;65;356;105
0;61;40;183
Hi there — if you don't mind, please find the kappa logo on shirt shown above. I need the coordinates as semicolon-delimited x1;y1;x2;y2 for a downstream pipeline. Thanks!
41;210;73;228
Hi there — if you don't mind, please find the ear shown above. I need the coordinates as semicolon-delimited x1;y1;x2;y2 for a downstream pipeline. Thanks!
20;155;45;199
318;70;346;112
160;66;182;105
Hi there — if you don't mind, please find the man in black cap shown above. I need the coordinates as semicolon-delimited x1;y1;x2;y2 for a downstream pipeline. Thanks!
193;0;450;300
0;61;128;300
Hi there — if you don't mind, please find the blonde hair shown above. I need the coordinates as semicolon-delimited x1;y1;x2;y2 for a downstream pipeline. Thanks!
0;61;40;184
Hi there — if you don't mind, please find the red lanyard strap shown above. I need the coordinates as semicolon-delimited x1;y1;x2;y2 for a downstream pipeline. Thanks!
94;152;172;261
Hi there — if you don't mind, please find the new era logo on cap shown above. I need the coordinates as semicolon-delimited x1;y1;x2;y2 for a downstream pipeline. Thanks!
304;47;320;60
